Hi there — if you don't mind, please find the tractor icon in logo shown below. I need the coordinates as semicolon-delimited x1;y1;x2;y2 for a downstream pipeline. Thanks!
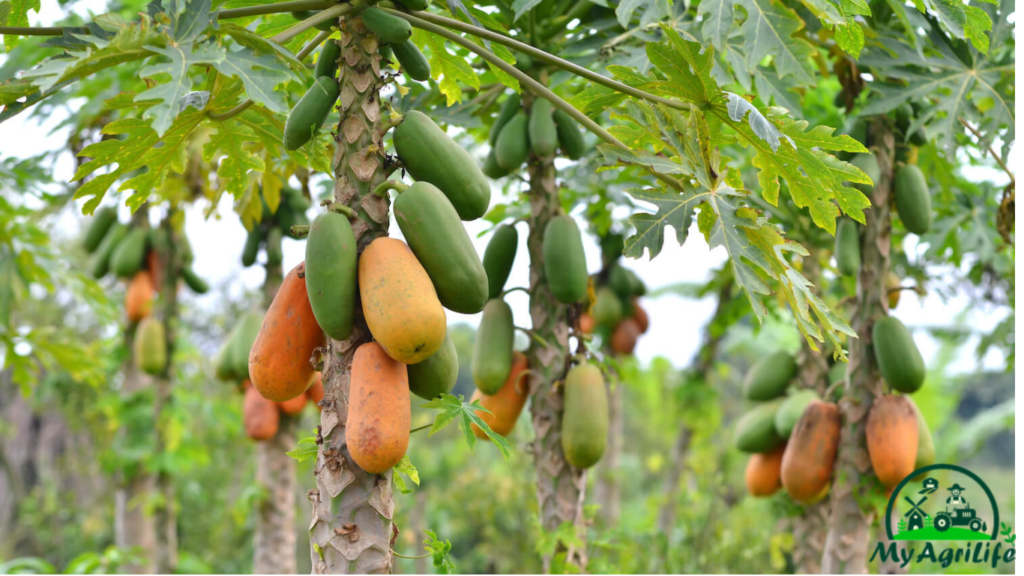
887;464;997;542
933;483;985;533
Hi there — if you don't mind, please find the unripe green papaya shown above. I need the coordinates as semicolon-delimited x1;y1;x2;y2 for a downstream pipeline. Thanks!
735;401;784;453
872;316;925;393
483;224;518;299
542;216;588;304
111;228;148;278
214;336;237;381
283;77;340;151
395;0;429;9
241;227;262;267
592;287;622;327
849;153;879;194
182;267;209;294
742;351;797;401
177;234;194;265
894;164;932;234
231;312;264;381
291;11;334;31
600;233;624;265
134;318;167;376
908;397;935;473
305;212;357;340
908;125;928;146
561;363;608;469
282;187;311;213
553;110;585;160
379;44;393;67
84;206;118;253
607;265;634;300
265;226;283;266
490;93;521;146
393;111;491;221
314;40;340;80
407;333;458;400
395;182;488;314
495;112;529;170
362;7;412;43
90;222;128;279
774;389;820;439
528;98;557;157
471;299;514;394
483;149;511;179
628;269;647;296
392;40;431;82
834;218;861;276
895;103;913;134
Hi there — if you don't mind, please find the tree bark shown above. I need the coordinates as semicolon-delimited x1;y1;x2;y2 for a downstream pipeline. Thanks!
308;22;395;574
820;122;895;574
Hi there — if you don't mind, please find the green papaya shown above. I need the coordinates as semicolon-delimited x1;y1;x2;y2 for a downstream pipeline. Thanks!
908;397;935;474
84;206;118;253
495;112;529;170
528;98;557;157
392;40;430;82
177;234;194;265
483;224;518;299
592;287;622;327
628;269;647;296
849;153;879;194
241;227;262;267
542;215;588;304
561;363;608;469
265;226;283;267
408;333;458;400
742;351;797;401
908;125;928;146
291;11;335;31
182;267;209;294
872;316;925;393
283;77;340;151
216;324;242;381
600;233;624;265
894;164;932;234
362;7;412;43
89;222;128;279
774;389;820;439
735;401;784;453
834;218;861;276
395;0;429;9
147;227;170;256
230;312;264;381
483;149;511;179
607;265;634;300
489;93;521;146
395;182;488;314
282;187;311;213
553;110;585;160
134;318;167;376
314;40;341;80
471;299;514;394
895;103;913;134
305;212;357;340
379;44;393;67
393;111;491;221
111;228;148;278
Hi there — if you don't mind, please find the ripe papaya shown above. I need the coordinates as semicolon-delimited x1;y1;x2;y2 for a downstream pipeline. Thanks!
528;98;557;157
908;397;935;474
134;318;167;376
90;222;128;279
111;227;148;278
249;263;324;401
471;352;529;438
774;389;820;439
407;333;458;401
84;207;118;253
542;216;588;304
393;111;491;221
780;400;841;503
745;445;785;497
834;218;860;276
591;287;622;327
866;395;919;487
306;373;324;410
244;382;280;441
735;401;784;453
314;40;340;80
611;319;640;355
562;363;608;469
495;112;529;170
146;249;163;293
284;77;340;151
182;267;209;294
291;11;334;31
347;342;411;473
305;212;357;341
359;238;446;364
231;312;263;381
894;164;932;234
395;0;429;10
241;227;262;267
742;351;797;401
872;316;925;393
472;299;514;394
577;313;595;334
632;300;649;333
391;40;431;82
126;271;155;323
553;110;585;160
483;224;518;299
489;93;521;146
277;393;307;416
849;153;879;194
886;272;901;309
362;7;411;43
483;149;511;179
395;182;488;314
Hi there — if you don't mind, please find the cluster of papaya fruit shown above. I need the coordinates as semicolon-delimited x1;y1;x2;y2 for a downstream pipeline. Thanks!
483;92;585;178
241;188;310;267
577;235;649;354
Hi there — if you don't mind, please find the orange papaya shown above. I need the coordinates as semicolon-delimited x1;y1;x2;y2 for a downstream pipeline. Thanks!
471;352;529;438
746;444;785;497
244;382;280;441
277;393;307;416
866;395;918;487
633;300;649;333
611;318;640;355
347;342;411;473
126;271;155;323
781;400;841;503
307;372;324;411
577;313;595;334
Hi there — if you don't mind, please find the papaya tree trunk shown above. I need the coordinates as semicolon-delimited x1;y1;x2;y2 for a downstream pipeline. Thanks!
821;122;895;573
309;20;395;575
153;215;179;574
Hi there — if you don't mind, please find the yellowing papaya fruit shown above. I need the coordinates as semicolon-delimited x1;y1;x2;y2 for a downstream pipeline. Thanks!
872;316;925;393
894;164;932;234
111;227;148;278
746;444;785;497
542;216;588;304
886;272;902;309
90;222;128;279
866;395;919;487
489;93;521;146
471;352;529;438
774;389;820;439
472;299;514;394
314;40;340;80
835;218;861;276
592;287;622;327
84;206;118;253
632;300;649;333
553;109;585;160
483;224;518;300
277;393;307;416
347;342;411;473
742;351;797;401
577;313;595;334
735;401;785;453
134;318;167;376
126;271;155;323
495;112;529;170
849;153;879;194
244;382;280;441
283;77;340;151
780;400;841;503
561;363;608;469
392;40;431;82
407;333;458;401
305;212;357;341
361;7;412;44
528;98;557;157
611;318;640;355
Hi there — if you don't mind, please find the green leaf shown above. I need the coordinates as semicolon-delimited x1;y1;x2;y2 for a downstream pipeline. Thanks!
420;393;512;461
211;48;295;115
392;455;420;494
286;436;319;463
1;0;40;50
420;30;480;106
422;530;455;574
510;0;543;21
731;0;817;85
699;0;735;50
136;42;225;136
202;117;265;202
963;5;992;53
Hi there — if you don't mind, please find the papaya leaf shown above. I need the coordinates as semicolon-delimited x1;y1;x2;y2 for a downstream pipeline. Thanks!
420;393;512;461
0;0;39;50
423;529;455;574
392;455;420;494
285;436;319;462
136;42;226;136
729;0;816;85
419;29;480;106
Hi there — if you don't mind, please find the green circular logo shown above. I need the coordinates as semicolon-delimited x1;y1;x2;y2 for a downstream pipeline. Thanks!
885;464;999;542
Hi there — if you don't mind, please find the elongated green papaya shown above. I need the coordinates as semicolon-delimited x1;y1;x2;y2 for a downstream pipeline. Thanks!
908;125;928;146
266;226;283;266
291;11;334;31
471;299;514;394
362;7;412;43
495;112;529;170
483;149;511;179
872;316;925;393
592;287;622;327
111;228;148;278
528;98;557;157
182;267;209;294
895;103;913;134
379;44;393;67
393;111;491;220
177;234;194;265
849;153;879;194
392;40;430;81
553;110;585;160
743;351;797;401
395;0;429;9
282;187;311;213
214;334;237;381
735;401;784;453
834;218;861;276
607;264;634;300
894;164;932;234
774;389;820;439
407;333;458;400
627;269;646;296
90;222;128;279
483;224;518;299
490;93;521;146
242;227;261;267
84;207;118;253
284;77;340;151
231;312;264;381
134;318;167;376
542;216;588;304
561;363;608;469
314;40;340;79
395;182;488;314
305;211;357;340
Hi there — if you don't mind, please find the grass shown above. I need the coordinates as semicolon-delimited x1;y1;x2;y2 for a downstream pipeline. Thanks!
894;526;991;541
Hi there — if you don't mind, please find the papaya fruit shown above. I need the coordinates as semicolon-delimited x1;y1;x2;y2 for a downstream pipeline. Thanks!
391;40;431;82
780;400;841;503
282;186;311;213
489;93;521;146
111;227;148;278
834;218;861;276
908;125;928;146
408;333;458;401
230;312;263;381
577;313;595;334
908;397;935;474
215;332;238;382
895;103;913;134
241;227;262;267
866;395;919;487
395;182;488;314
872;316;925;393
126;271;155;323
359;238;446;364
182;267;209;294
735;401;785;453
495;112;529;170
277;393;307;416
306;373;324;410
134;318;167;376
90;222;128;279
542;216;588;304
600;233;624;264
379;44;393;67
483;149;511;179
894;164;932;234
528;98;557;157
471;352;529;438
361;7;412;43
395;0;429;10
849;153;879;194
244;382;280;441
472;299;514;394
146;249;163;293
291;10;334;31
84;207;118;253
562;363;608;469
611;319;640;355
483;224;518;299
607;265;634;300
314;40;340;80
249;263;324;401
305;212;357;341
177;234;194;265
742;351;797;401
774;389;820;439
347;342;411;473
393;111;491;221
632;300;649;333
283;77;340;151
591;287;622;327
886;272;902;309
745;445;785;497
278;206;311;240
553;110;585;160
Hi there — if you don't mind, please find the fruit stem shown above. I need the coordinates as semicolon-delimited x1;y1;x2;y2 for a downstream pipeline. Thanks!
392;551;432;560
501;286;530;297
409;423;432;434
290;224;310;237
326;202;357;218
373;180;409;197
218;0;336;20
515;326;551;349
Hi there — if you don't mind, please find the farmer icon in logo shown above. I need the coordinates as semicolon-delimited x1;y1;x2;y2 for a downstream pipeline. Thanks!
889;465;996;542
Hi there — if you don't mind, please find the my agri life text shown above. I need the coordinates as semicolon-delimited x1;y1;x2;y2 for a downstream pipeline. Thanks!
871;540;1015;570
